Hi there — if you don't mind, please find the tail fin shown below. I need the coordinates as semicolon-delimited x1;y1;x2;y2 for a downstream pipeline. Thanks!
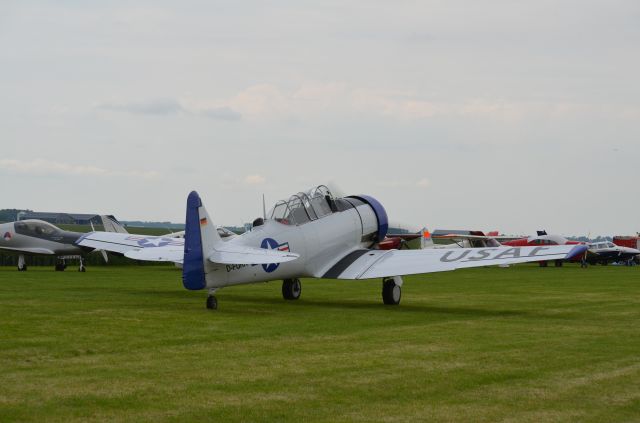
100;215;128;234
182;191;222;290
421;228;434;249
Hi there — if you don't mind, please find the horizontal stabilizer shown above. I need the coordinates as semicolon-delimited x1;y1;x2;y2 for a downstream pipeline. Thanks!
125;247;184;263
208;245;299;265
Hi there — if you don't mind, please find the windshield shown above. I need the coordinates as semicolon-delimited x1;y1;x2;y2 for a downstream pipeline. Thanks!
269;185;336;225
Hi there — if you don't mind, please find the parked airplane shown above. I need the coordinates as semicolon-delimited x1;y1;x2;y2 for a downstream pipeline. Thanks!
587;241;640;265
500;230;586;267
0;215;124;271
78;185;587;309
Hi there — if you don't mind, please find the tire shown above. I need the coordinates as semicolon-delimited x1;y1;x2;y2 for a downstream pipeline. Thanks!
282;279;302;300
554;260;563;267
206;295;218;310
382;278;401;305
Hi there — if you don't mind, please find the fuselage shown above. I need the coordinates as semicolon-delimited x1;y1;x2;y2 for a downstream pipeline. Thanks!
202;195;386;289
0;220;85;256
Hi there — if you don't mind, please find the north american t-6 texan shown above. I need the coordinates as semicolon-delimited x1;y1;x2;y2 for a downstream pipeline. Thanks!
78;185;588;310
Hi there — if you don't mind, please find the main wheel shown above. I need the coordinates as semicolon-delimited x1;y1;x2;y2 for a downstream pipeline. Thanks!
382;278;401;305
539;261;548;267
55;263;65;271
282;279;302;300
554;260;563;267
17;265;27;271
206;295;218;310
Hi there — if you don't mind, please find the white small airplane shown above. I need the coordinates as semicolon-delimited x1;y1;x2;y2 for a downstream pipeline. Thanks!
78;185;588;309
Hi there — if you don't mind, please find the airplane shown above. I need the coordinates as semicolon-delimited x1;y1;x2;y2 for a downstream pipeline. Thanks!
429;230;503;248
587;241;640;265
0;215;125;271
500;230;586;267
77;185;588;309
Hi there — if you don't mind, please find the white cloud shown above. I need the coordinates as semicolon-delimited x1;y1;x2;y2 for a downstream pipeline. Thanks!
0;159;159;180
416;177;430;188
244;174;266;185
213;82;611;123
97;99;241;121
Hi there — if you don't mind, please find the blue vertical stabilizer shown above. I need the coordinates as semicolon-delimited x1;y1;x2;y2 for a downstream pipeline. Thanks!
182;191;207;290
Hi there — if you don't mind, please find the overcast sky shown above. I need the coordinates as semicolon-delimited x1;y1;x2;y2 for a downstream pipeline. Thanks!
1;1;638;235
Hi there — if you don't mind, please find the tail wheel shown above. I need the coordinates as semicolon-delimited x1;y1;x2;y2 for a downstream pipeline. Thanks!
282;279;302;300
206;295;218;310
382;278;401;305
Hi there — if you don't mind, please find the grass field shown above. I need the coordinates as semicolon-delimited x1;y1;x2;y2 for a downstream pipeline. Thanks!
1;265;639;422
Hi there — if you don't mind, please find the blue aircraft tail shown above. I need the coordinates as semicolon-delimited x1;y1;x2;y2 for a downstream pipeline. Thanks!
182;191;208;290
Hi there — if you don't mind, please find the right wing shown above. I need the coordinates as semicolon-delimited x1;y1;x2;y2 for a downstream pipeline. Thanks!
75;231;298;265
320;245;587;280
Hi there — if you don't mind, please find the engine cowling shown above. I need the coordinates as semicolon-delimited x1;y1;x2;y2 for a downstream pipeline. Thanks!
344;195;389;246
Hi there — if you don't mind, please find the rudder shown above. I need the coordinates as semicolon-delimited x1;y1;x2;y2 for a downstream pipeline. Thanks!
182;191;222;290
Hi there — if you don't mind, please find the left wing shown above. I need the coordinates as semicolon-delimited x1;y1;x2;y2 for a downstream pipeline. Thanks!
76;232;184;261
320;245;587;280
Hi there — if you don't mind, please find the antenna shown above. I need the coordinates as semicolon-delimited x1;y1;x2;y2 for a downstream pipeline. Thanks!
262;194;267;220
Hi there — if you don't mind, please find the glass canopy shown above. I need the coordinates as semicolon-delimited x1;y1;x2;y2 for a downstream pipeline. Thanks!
269;185;337;225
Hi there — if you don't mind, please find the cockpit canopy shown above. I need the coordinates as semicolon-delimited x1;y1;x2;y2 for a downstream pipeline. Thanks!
14;220;61;237
269;185;339;225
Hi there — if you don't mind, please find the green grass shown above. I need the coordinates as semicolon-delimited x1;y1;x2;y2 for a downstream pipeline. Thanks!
1;265;639;422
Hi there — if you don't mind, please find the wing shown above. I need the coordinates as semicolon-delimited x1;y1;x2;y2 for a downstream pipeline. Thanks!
125;246;184;263
0;246;55;255
75;232;185;262
76;231;299;265
433;234;495;240
319;245;588;280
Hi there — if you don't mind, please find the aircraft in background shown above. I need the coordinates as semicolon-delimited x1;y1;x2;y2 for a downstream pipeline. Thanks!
0;215;125;271
78;185;587;309
587;241;640;265
500;230;586;267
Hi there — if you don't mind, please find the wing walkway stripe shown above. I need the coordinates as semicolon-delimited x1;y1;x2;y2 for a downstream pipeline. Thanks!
322;249;369;279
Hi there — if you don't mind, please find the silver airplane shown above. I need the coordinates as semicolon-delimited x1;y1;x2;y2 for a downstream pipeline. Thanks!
77;185;587;309
0;215;125;271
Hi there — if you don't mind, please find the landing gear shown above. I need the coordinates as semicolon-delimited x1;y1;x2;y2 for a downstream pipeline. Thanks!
206;295;218;310
539;261;548;267
554;260;563;267
17;254;27;271
55;258;67;271
206;289;218;310
382;276;403;305
282;278;302;300
78;257;86;272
